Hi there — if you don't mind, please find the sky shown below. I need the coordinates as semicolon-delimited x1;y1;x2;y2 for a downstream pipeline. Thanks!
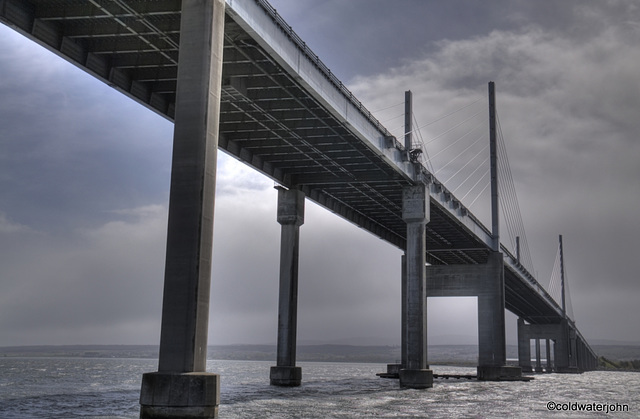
1;0;639;349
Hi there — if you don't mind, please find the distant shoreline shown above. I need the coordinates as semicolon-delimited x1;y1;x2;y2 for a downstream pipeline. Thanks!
0;343;475;364
2;344;640;368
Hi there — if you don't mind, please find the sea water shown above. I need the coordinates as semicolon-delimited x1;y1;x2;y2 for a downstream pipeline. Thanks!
0;357;638;418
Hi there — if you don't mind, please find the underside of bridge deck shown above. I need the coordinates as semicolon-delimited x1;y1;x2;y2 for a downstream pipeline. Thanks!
1;0;503;266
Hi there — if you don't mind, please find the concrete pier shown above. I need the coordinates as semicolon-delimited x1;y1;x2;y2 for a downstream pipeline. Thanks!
535;339;543;372
426;252;521;380
516;319;594;374
517;318;533;372
561;322;580;373
139;1;225;418
270;188;305;386
385;255;407;377
399;184;433;389
476;252;520;380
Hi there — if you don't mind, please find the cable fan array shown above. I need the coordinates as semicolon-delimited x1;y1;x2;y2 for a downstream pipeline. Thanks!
373;89;537;275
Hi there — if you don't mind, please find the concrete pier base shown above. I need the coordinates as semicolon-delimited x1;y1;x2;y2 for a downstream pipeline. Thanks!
377;363;402;379
520;365;533;373
399;369;434;389
386;363;402;376
477;365;522;381
140;372;220;419
269;366;302;386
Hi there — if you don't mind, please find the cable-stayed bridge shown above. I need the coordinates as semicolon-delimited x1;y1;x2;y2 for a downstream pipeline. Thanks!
1;0;597;417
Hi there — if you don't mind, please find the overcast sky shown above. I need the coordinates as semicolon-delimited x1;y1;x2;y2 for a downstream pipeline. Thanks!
1;0;639;349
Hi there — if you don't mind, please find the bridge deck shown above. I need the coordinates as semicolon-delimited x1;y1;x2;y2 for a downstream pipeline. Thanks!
1;0;581;329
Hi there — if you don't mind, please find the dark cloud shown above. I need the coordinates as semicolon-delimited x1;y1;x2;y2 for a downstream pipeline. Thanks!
348;2;640;343
267;0;532;80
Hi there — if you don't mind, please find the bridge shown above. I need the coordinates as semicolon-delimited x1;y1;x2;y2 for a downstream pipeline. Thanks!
1;0;597;417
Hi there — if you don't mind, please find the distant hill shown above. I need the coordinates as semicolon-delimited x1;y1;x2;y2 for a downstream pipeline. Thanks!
0;344;481;365
592;345;640;361
2;343;639;366
0;344;159;359
0;344;401;364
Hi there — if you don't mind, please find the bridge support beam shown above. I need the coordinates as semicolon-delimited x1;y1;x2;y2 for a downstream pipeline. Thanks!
270;187;305;386
399;184;433;389
140;1;225;418
546;339;553;372
426;252;521;380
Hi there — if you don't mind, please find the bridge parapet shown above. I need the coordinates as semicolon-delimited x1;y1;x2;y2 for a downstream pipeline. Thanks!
249;0;393;139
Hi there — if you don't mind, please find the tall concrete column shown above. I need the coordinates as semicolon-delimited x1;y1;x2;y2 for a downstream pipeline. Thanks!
554;330;569;372
270;188;305;386
401;254;407;369
554;319;578;373
384;254;407;377
535;339;543;372
140;1;225;418
517;318;532;372
546;339;552;372
577;339;585;372
568;327;578;370
399;184;433;389
477;252;520;380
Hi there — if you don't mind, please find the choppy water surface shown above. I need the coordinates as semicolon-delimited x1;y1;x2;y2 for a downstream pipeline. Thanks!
0;358;638;418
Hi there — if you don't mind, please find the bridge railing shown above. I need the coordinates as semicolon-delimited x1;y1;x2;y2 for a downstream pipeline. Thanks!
254;0;396;141
502;244;565;316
